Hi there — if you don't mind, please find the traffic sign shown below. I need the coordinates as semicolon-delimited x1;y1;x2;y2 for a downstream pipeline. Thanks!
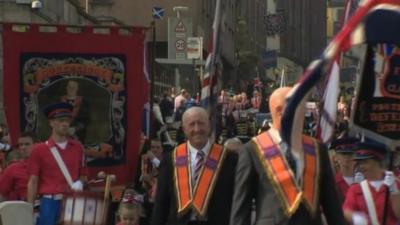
187;37;202;59
175;21;186;32
175;39;186;51
168;17;193;60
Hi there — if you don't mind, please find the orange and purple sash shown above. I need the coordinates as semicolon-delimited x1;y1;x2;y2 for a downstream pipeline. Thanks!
253;132;320;216
173;143;227;217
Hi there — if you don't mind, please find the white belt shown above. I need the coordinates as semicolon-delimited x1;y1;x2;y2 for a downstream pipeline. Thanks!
42;194;63;200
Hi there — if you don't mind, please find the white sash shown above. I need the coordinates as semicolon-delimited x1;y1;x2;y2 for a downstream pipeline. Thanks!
360;180;380;225
47;142;74;188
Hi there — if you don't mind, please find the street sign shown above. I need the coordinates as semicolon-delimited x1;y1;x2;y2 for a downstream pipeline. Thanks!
175;21;186;32
175;39;186;51
152;7;165;19
168;17;193;60
187;37;202;59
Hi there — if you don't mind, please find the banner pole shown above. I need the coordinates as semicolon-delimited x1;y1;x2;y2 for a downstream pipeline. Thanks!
149;20;156;138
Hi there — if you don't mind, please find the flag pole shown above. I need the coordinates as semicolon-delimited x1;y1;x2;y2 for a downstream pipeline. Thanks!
280;67;286;87
201;0;222;140
199;37;204;92
149;19;156;138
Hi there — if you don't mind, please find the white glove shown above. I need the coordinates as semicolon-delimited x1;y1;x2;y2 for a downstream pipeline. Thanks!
354;172;365;183
352;212;368;225
384;171;399;194
71;180;83;191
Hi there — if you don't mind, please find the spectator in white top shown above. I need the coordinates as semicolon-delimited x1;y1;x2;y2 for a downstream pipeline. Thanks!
174;89;188;112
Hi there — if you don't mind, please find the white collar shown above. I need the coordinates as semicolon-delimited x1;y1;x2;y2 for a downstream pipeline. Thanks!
187;140;211;156
268;128;282;144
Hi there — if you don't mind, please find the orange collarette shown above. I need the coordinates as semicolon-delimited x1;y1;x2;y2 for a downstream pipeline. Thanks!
253;132;320;216
173;143;227;217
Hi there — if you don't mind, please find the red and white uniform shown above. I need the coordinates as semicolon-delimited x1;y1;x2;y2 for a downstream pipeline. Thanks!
343;180;400;225
335;172;351;201
0;160;29;200
28;138;86;195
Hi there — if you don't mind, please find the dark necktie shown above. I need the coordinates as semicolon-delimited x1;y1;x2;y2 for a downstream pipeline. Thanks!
194;151;205;186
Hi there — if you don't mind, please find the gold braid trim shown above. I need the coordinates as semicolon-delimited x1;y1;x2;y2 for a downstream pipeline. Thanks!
302;137;320;217
251;137;303;216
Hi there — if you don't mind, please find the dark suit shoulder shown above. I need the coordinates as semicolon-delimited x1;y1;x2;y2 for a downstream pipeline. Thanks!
224;149;238;161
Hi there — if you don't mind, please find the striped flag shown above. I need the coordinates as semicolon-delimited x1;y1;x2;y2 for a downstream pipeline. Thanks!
317;58;340;143
316;0;358;143
281;0;400;149
201;0;223;113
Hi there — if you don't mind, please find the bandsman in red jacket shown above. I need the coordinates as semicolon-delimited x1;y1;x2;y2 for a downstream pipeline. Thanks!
343;142;400;225
330;137;360;202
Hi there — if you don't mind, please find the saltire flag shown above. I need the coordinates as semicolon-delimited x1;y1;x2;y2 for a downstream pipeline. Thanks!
281;0;400;150
201;0;223;114
152;7;165;20
316;0;358;143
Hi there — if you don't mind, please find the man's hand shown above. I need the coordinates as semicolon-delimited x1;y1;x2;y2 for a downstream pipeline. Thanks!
71;180;83;191
352;212;368;225
384;171;399;194
354;172;365;183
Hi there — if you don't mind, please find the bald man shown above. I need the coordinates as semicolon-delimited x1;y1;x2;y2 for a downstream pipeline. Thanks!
151;106;238;225
230;87;345;225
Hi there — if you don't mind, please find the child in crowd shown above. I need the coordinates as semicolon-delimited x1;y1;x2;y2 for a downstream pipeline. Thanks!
116;188;143;225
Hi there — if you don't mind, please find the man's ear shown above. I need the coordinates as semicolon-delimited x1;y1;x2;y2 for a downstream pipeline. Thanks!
48;119;55;127
276;106;283;116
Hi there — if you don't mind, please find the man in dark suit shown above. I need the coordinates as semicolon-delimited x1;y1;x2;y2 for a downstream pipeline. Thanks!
151;106;237;225
230;87;346;225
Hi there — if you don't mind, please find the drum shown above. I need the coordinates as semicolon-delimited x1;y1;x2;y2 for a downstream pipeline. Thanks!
61;191;105;225
0;201;34;225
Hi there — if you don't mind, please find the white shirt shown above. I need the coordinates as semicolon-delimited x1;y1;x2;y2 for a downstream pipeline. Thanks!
174;94;186;112
187;140;211;182
343;176;354;186
369;180;384;191
56;141;68;150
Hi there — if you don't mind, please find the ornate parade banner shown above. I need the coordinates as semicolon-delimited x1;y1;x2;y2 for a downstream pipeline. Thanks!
1;23;147;184
20;54;127;163
352;44;400;147
280;0;400;150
